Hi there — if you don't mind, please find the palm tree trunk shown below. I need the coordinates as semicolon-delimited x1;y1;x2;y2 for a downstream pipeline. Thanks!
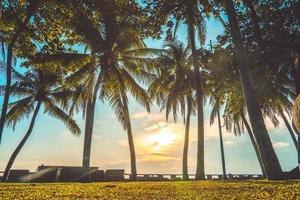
126;121;137;181
217;108;226;179
82;73;101;182
280;111;298;151
185;4;205;180
241;113;266;177
122;96;137;181
182;96;192;180
0;4;37;144
126;116;137;181
82;98;94;182
243;0;264;45
2;101;41;182
224;0;282;180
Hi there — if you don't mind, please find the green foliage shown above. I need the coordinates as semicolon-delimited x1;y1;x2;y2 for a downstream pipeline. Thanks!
4;69;81;135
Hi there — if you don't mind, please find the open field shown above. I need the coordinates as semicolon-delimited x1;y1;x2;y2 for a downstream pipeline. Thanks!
0;181;299;200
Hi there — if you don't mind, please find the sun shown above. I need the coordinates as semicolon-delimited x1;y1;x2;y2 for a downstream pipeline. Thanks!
147;127;177;152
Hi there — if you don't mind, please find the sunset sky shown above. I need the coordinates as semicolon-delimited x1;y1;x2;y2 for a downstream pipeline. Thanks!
0;17;298;175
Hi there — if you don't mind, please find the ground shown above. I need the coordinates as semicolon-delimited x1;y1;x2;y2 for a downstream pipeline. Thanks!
0;181;299;199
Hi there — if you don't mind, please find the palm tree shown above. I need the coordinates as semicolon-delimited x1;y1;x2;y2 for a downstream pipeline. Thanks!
61;0;152;181
1;69;81;182
0;0;41;143
257;81;298;151
207;46;267;177
185;0;207;180
100;68;151;181
223;0;282;180
243;0;300;165
207;42;227;179
148;39;194;180
148;0;209;180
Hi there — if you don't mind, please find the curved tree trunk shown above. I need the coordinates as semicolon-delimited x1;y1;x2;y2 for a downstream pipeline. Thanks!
280;111;298;151
2;101;41;182
121;95;137;181
0;3;37;143
241;113;266;177
182;96;191;180
224;0;282;180
82;73;102;182
217;108;226;179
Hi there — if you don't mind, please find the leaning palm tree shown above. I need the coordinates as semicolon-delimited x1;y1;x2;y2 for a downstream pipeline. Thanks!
0;0;41;143
148;39;195;180
1;69;81;182
223;0;282;180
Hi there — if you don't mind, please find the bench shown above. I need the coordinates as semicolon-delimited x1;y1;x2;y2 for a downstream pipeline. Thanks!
105;169;124;181
7;169;29;182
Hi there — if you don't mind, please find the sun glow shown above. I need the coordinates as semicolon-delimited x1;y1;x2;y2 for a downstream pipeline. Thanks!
147;127;177;152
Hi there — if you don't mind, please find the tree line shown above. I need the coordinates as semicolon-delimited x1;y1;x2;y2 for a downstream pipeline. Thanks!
0;0;299;182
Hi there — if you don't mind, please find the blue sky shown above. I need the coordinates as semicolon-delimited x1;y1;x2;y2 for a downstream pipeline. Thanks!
0;17;298;175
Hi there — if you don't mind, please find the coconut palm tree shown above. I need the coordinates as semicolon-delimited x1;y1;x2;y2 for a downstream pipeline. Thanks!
0;0;41;143
147;0;209;180
56;0;152;181
148;39;195;180
100;66;151;181
1;69;81;182
223;0;282;180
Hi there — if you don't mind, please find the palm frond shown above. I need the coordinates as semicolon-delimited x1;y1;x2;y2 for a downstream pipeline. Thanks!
5;97;34;130
44;99;81;135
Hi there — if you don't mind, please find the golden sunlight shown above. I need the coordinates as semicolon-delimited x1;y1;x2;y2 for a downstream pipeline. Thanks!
146;127;177;152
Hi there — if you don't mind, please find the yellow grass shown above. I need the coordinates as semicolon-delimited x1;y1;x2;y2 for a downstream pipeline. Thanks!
0;181;299;199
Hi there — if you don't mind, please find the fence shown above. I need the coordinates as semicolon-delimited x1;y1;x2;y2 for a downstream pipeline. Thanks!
124;173;263;181
0;170;264;182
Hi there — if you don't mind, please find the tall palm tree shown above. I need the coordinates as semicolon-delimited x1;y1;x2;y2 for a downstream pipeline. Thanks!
223;0;282;180
243;0;300;165
1;69;81;182
207;42;227;179
185;0;207;180
100;68;151;181
148;39;194;180
61;0;152;181
0;0;41;143
149;0;209;180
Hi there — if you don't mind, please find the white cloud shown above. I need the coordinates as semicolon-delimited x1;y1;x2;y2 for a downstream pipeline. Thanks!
144;121;167;132
224;140;235;146
272;141;290;149
132;111;165;122
132;111;148;119
118;139;128;147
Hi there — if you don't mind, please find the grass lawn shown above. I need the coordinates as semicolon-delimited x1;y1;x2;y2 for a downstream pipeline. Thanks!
0;181;299;199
